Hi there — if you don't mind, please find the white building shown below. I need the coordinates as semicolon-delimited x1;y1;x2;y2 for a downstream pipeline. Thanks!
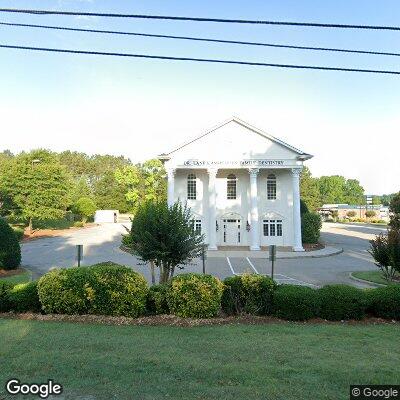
159;117;313;251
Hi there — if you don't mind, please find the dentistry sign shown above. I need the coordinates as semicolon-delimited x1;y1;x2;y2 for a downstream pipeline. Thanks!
182;159;286;167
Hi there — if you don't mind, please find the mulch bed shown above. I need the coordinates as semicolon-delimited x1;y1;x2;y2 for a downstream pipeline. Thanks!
0;268;27;278
303;243;325;251
21;224;97;242
0;313;397;327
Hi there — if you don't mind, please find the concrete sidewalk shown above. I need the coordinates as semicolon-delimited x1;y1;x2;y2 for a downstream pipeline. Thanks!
207;246;343;259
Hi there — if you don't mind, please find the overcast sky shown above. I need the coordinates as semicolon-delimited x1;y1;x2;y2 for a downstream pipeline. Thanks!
0;0;399;194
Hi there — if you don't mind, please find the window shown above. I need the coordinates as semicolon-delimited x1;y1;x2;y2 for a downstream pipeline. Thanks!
187;173;197;200
191;219;202;235
263;219;283;237
227;174;237;199
267;174;276;200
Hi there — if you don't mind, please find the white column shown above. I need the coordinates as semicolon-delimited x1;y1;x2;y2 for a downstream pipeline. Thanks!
249;168;260;251
167;168;176;207
207;168;218;250
291;167;304;251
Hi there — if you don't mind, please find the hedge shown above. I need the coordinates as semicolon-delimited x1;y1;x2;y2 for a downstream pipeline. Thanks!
8;281;41;313
368;285;400;320
301;212;322;244
38;262;148;317
0;281;12;312
0;218;21;270
167;273;224;318
147;284;169;315
318;285;367;320
273;285;320;321
222;274;276;315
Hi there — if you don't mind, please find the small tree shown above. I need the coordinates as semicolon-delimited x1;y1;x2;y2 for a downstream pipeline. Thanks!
346;210;357;219
389;192;400;230
125;201;204;283
72;197;97;223
369;231;400;281
365;210;376;219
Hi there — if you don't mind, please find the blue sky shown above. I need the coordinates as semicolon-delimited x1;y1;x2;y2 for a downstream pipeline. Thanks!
0;0;399;194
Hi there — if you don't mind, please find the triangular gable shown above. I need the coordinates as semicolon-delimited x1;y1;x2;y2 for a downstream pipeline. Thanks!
159;117;312;160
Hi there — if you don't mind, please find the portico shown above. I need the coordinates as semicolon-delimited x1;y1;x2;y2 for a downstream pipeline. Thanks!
159;117;312;251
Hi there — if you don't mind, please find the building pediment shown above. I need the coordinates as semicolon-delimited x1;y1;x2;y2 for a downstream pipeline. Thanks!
159;117;312;169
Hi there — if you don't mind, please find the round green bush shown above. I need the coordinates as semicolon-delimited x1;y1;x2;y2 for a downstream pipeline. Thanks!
273;285;320;321
12;227;24;241
147;284;170;315
0;218;21;270
38;262;148;317
0;281;12;312
8;281;41;313
222;274;276;316
368;285;400;320
167;273;224;318
318;285;367;320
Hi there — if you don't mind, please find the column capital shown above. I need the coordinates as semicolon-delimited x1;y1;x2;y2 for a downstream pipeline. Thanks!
248;168;260;177
166;168;176;178
291;167;302;178
207;167;218;177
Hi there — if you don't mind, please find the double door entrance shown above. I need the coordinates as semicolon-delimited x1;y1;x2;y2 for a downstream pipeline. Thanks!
222;218;241;246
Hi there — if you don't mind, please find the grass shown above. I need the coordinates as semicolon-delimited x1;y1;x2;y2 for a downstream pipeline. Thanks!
352;270;400;286
0;269;31;285
0;320;399;399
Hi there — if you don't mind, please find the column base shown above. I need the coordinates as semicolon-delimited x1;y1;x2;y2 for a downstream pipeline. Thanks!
293;246;305;252
250;245;261;251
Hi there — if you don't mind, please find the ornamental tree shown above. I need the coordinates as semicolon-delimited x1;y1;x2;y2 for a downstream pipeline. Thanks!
125;201;204;283
72;197;97;223
0;150;71;232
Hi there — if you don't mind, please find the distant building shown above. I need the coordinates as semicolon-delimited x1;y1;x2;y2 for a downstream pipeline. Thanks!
319;204;389;221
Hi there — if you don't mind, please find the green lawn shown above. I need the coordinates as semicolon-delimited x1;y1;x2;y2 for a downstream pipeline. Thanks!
352;270;400;286
0;320;399;400
0;269;31;285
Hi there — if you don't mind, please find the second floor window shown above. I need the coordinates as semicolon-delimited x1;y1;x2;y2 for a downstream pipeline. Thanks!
227;174;237;199
187;173;197;200
267;174;277;200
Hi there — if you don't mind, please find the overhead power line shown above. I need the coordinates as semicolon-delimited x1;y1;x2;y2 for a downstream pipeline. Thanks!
0;8;400;31
1;43;399;75
1;21;400;57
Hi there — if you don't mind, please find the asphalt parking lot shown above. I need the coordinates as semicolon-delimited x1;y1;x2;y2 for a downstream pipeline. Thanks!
22;222;386;287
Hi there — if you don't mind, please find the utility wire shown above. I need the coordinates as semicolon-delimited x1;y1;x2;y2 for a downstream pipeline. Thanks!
1;21;400;57
0;8;400;31
1;43;399;75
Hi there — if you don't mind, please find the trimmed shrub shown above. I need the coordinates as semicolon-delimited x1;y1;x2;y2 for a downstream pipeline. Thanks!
146;284;169;315
0;281;12;312
167;273;224;318
8;281;41;313
0;218;21;270
88;262;148;317
273;285;320;321
12;227;25;241
318;285;367;320
38;262;148;317
301;212;322;244
222;274;276;316
368;285;400;320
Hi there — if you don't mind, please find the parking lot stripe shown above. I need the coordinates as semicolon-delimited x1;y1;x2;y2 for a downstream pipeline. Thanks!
226;257;236;275
246;257;259;274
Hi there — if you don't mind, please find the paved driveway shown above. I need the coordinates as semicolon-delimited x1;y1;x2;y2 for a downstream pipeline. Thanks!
22;222;386;287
